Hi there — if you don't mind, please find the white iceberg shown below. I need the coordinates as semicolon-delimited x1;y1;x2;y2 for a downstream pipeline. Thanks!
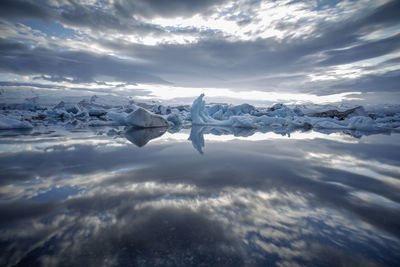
189;94;386;131
191;93;219;125
190;94;289;128
106;111;129;125
125;107;169;128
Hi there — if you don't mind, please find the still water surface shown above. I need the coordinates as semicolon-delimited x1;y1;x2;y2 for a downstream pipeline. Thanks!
0;126;400;266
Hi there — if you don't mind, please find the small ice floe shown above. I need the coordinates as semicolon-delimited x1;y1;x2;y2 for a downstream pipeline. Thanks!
0;114;33;130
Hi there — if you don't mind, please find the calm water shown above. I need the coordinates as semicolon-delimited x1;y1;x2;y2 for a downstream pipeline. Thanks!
0;126;400;266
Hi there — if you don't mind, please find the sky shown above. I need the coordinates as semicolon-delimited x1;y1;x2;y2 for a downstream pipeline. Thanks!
0;0;399;105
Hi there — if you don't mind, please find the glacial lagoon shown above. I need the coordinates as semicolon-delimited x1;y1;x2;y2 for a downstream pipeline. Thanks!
0;126;400;266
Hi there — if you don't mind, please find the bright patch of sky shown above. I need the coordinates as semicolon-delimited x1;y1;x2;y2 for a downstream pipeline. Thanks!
23;20;77;39
132;84;361;105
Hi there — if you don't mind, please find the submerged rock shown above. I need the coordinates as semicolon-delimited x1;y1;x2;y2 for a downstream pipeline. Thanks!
87;108;107;117
125;108;169;128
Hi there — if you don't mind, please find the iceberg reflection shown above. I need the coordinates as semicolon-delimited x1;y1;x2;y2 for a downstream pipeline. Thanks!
0;127;399;266
125;126;168;147
187;125;397;154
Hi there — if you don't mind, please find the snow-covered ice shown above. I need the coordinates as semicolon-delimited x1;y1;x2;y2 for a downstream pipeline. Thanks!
0;92;399;135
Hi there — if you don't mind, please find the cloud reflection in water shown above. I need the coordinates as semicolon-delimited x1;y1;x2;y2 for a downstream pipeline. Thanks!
0;127;400;266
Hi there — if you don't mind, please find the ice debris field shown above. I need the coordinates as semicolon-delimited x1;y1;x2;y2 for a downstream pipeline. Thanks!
1;93;400;135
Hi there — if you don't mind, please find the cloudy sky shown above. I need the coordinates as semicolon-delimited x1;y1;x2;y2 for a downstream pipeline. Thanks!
0;0;399;105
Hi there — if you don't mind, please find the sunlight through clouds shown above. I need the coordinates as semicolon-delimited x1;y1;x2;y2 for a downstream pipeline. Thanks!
0;0;399;103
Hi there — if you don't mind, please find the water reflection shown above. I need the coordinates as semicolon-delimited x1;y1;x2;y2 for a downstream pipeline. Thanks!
0;127;400;266
188;126;206;154
125;126;168;147
123;125;396;154
187;126;396;155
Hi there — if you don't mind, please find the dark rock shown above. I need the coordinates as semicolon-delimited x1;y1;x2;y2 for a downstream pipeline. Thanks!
308;106;366;120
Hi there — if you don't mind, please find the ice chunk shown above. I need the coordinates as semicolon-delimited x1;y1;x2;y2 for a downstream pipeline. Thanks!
53;101;81;114
90;95;98;103
267;103;294;118
191;94;292;128
106;111;129;125
207;104;227;118
306;115;378;130
53;101;65;109
0;114;33;129
191;94;219;125
348;106;367;117
293;106;305;116
125;108;169;128
166;113;182;125
226;114;257;128
211;109;224;120
205;103;257;120
347;116;377;131
256;116;287;127
222;103;256;119
188;94;400;132
46;109;73;121
266;104;298;118
152;105;170;115
76;100;107;117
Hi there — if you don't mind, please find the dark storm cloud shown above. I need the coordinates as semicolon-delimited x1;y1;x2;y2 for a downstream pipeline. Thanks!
0;0;53;20
87;0;400;92
0;81;65;90
291;0;400;59
0;81;153;96
0;201;58;225
0;0;399;97
114;0;229;18
306;0;400;44
359;0;400;26
0;0;218;37
0;38;169;84
319;34;400;66
58;0;166;35
0;0;166;36
328;70;400;94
